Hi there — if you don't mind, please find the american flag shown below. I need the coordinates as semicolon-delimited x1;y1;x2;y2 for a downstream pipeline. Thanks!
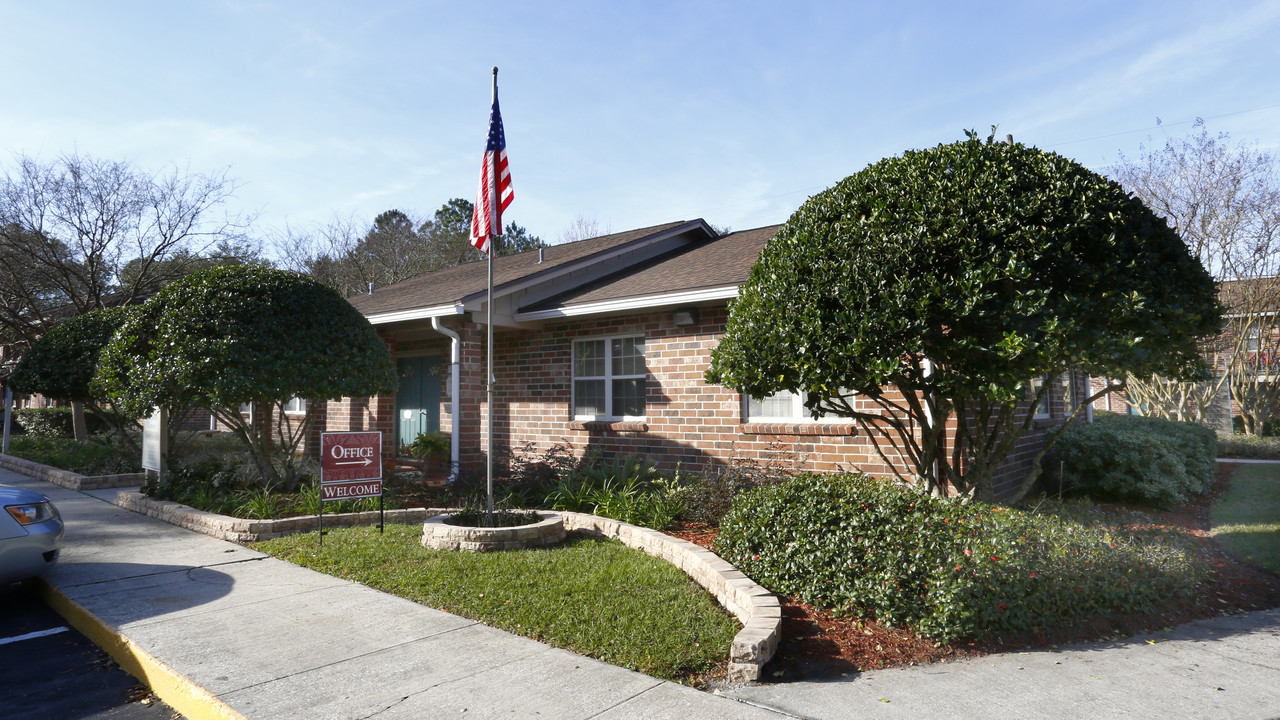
470;91;513;255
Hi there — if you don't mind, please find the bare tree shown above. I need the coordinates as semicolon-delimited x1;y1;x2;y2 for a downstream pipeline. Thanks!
559;214;611;244
272;214;362;284
0;152;252;348
274;210;435;297
275;199;543;297
1110;120;1280;433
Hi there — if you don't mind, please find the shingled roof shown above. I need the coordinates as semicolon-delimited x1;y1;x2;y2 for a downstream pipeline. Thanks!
349;220;698;318
519;224;779;315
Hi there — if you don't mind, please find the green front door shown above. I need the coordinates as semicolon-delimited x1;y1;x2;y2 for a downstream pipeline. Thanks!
397;356;441;449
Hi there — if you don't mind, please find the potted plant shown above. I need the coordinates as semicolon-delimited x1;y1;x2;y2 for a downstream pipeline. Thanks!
408;431;450;470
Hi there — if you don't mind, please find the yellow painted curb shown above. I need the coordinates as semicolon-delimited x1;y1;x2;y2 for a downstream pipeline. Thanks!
36;579;248;720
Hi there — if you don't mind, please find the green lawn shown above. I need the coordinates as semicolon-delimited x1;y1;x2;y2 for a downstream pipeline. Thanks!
255;525;739;681
1211;463;1280;573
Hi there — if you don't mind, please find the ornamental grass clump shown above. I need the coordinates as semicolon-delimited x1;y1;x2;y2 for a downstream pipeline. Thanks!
715;473;1207;643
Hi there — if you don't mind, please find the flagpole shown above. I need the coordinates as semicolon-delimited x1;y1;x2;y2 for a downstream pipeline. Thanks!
485;66;498;526
486;238;494;524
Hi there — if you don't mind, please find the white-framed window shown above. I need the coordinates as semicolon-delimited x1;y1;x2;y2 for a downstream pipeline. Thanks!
282;397;308;414
744;389;842;422
1245;326;1259;353
573;336;646;419
1030;375;1052;419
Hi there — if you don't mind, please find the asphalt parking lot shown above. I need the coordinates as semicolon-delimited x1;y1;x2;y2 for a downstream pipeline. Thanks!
0;583;183;720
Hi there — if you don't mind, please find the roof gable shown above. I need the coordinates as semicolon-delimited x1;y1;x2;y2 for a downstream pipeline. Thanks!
352;220;781;326
517;225;779;319
352;220;711;321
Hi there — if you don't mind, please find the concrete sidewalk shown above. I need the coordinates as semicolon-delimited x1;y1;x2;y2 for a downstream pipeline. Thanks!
725;609;1280;719
8;466;1280;719
4;469;786;720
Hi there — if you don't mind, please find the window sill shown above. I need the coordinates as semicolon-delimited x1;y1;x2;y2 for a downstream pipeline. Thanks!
739;423;857;437
569;420;649;433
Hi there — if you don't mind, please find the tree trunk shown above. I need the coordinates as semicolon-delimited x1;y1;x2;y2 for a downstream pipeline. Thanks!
71;401;89;442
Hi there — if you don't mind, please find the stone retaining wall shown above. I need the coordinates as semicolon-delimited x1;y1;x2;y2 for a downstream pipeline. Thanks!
0;453;143;491
557;511;780;683
422;512;567;551
112;490;440;543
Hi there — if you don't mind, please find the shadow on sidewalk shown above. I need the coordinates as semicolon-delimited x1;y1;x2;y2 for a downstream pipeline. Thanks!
46;562;239;626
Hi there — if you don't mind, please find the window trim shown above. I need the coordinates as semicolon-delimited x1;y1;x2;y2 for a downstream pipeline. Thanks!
571;334;648;420
743;389;844;423
1030;375;1052;420
282;397;308;415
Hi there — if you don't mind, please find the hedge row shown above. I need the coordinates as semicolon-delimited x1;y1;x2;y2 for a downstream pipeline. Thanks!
1046;413;1216;509
715;473;1205;643
10;407;112;438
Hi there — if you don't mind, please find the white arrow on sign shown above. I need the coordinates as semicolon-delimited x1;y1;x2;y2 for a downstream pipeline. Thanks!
334;457;373;466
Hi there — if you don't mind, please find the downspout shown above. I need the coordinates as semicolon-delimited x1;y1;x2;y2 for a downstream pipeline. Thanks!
921;357;945;491
431;316;461;483
1085;373;1095;423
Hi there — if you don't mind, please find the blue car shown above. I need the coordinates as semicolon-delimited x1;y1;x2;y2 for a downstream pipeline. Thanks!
0;484;64;586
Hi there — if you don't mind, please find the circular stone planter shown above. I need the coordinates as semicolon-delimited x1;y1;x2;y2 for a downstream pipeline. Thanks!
421;512;566;552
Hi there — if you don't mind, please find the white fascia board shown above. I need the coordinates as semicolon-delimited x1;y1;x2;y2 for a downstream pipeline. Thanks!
514;286;740;322
365;304;465;325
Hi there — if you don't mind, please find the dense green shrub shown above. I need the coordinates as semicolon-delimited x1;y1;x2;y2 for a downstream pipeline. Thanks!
10;307;136;403
715;473;1206;643
144;451;387;519
1045;414;1216;508
96;265;397;490
6;435;139;475
13;407;111;438
1217;433;1280;460
706;131;1221;503
13;408;68;437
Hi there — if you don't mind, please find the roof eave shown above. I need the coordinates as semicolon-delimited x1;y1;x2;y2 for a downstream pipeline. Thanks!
514;285;739;322
365;303;466;326
459;219;718;306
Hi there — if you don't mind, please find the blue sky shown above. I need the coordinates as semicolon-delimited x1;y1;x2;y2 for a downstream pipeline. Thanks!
2;1;1278;250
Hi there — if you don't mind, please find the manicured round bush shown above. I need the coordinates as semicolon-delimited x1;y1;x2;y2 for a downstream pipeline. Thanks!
706;131;1222;501
715;473;1205;642
1046;413;1217;508
10;306;135;403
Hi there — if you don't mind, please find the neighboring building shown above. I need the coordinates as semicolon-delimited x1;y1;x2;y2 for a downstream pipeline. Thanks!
316;220;1081;500
1089;276;1280;435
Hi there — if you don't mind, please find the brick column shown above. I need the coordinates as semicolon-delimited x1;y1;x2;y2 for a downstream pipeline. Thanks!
456;320;487;475
376;331;398;471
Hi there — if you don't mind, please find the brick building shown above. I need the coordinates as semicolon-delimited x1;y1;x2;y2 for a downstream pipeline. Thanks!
321;220;1079;499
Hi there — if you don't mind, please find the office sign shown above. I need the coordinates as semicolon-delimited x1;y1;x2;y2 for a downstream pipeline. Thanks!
320;432;382;500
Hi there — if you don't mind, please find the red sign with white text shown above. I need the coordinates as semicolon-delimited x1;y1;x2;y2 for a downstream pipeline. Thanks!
320;432;383;484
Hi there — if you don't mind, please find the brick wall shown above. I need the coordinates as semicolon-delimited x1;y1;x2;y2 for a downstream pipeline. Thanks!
481;307;901;479
334;306;1066;500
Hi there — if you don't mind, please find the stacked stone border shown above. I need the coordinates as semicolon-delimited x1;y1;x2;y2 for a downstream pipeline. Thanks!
557;510;780;683
422;512;567;551
1;453;779;682
112;491;441;543
0;453;142;491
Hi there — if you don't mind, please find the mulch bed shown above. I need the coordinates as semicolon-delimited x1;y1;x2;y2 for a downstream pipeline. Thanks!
667;462;1280;682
